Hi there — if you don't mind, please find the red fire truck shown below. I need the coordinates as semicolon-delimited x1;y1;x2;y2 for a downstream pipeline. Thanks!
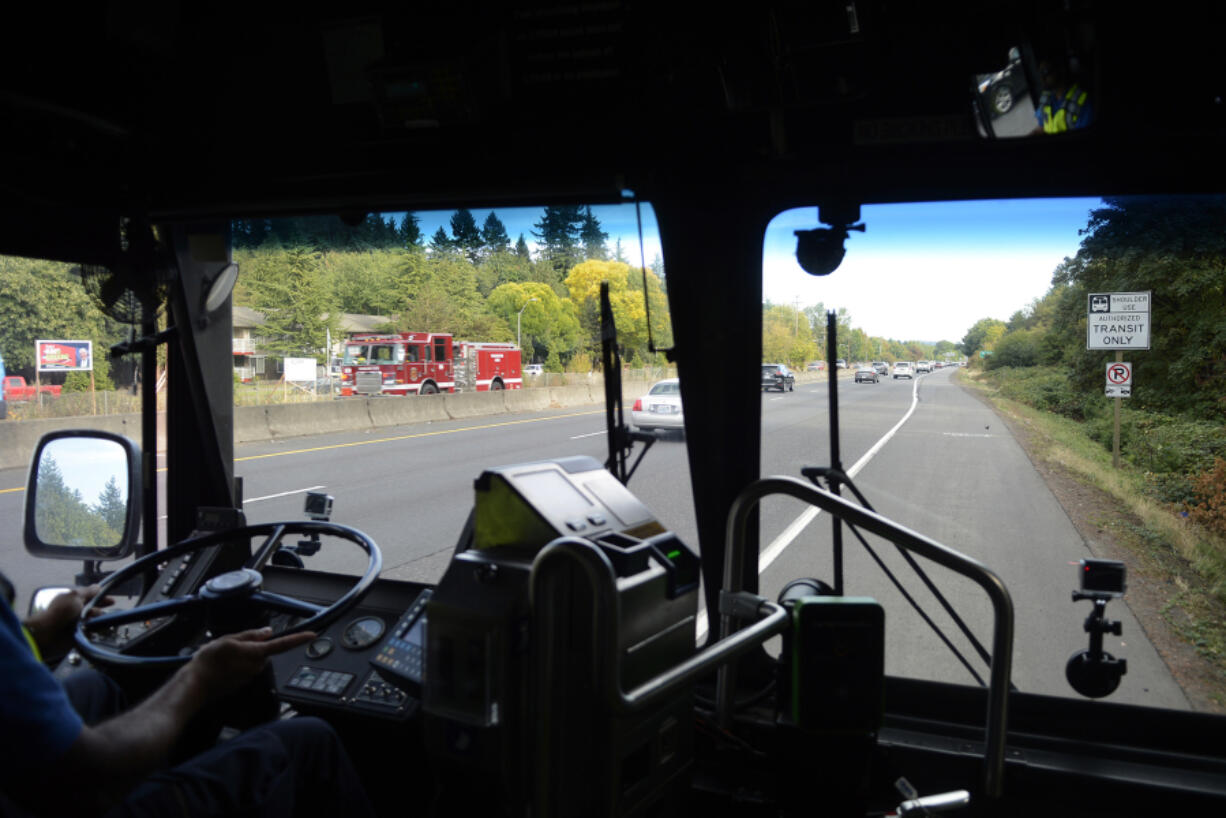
339;332;522;396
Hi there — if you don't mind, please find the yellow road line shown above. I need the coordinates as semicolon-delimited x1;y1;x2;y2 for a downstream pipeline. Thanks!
235;410;605;463
1;486;23;495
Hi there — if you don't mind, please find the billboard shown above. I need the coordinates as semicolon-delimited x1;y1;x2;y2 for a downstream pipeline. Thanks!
36;340;93;372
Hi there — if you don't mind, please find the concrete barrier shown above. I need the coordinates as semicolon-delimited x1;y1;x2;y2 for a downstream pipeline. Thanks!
443;391;506;420
502;389;553;412
234;406;273;445
0;378;672;465
266;400;371;439
547;385;595;408
0;412;158;471
365;394;450;428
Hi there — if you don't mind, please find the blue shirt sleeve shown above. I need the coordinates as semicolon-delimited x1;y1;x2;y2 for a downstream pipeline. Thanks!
0;600;84;779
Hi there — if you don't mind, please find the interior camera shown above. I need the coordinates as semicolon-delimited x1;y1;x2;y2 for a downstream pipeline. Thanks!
794;228;848;276
794;203;866;276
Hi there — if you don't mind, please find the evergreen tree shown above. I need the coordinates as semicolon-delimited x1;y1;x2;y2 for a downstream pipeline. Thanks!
246;248;337;358
613;238;628;263
399;212;423;247
429;227;453;256
95;476;127;533
450;209;484;264
579;206;609;261
532;206;585;278
515;234;531;260
481;212;511;255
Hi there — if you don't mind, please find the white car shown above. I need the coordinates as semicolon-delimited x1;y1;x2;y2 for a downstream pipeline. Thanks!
916;361;932;374
893;361;913;379
524;364;544;377
631;379;683;433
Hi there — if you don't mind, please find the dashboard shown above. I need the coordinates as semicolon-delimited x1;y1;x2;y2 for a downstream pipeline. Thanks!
261;567;434;722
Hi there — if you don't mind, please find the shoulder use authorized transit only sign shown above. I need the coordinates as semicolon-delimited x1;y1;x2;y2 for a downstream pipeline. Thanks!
1105;361;1132;397
1087;291;1151;350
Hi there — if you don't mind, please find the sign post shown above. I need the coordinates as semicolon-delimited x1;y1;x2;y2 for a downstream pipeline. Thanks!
1087;293;1149;469
1106;354;1132;468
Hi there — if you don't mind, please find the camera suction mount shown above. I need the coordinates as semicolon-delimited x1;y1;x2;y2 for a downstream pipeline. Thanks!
1066;590;1128;698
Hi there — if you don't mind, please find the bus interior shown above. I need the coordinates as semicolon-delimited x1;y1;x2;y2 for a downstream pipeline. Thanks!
3;2;1226;816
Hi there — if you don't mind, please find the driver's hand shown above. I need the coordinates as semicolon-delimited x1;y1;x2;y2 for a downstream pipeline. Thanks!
189;627;317;700
24;585;113;656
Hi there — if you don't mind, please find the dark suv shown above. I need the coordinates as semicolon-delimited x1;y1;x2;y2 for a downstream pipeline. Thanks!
761;364;795;392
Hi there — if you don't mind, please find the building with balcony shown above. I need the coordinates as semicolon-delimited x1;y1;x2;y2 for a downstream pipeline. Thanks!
231;307;392;382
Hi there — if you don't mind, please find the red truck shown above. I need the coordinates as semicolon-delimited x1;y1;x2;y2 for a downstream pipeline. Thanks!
338;332;522;396
3;376;62;401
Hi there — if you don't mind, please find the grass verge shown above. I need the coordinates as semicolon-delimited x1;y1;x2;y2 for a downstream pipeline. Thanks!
958;369;1226;706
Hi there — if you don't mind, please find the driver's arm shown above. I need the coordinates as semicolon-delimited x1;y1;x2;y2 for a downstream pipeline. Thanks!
60;627;315;808
21;584;110;659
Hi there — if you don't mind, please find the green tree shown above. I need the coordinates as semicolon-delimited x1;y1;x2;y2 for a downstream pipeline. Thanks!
316;248;413;316
399;213;423;247
63;352;116;392
563;260;658;364
489;282;582;363
960;317;1008;357
987;328;1043;368
450;209;484;264
95;476;127;533
763;303;819;367
1050;195;1226;419
481;212;511;256
533;206;585;279
0;257;114;375
428;227;453;256
244;248;337;359
515;234;531;261
579;206;609;261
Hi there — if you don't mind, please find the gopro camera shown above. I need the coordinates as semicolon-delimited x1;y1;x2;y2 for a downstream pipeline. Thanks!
1078;559;1125;598
304;491;333;521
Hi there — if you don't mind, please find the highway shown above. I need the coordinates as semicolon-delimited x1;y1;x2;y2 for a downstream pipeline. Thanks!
0;368;1190;709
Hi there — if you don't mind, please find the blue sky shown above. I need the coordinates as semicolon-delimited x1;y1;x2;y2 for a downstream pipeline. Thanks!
764;198;1102;342
404;197;1101;344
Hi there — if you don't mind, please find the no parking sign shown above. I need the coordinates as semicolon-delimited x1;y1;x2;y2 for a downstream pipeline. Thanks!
1105;361;1132;398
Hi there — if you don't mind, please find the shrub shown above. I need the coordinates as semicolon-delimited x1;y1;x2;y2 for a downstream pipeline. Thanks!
1187;457;1226;536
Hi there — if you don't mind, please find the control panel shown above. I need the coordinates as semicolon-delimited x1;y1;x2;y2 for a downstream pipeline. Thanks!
370;588;432;692
269;572;431;723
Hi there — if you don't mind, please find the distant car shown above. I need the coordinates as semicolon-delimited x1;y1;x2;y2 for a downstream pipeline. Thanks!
855;366;879;384
524;364;544;377
835;359;847;369
916;361;932;374
806;361;824;371
631;378;683;433
872;361;888;375
893;361;913;379
761;364;795;392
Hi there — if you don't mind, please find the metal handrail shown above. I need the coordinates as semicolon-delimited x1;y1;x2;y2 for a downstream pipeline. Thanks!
718;476;1014;799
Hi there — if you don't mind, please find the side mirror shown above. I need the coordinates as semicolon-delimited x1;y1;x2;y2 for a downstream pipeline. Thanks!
27;586;72;617
24;430;141;560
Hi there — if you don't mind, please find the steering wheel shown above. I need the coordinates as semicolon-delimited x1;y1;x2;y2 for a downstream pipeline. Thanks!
74;521;382;668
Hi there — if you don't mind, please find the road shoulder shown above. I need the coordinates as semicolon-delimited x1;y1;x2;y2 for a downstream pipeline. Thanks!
957;375;1225;713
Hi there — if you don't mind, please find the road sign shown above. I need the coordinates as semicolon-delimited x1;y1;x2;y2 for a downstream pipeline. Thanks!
1105;361;1132;397
1087;291;1151;350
